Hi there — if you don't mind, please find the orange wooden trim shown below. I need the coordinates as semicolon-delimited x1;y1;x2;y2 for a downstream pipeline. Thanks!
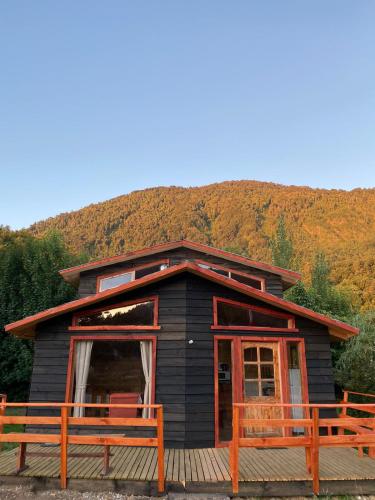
231;405;240;494
65;335;157;404
69;326;161;331
0;433;61;443
238;436;311;447
311;407;320;494
240;418;311;427
60;406;68;489
7;261;358;339
279;339;290;431
298;339;310;407
0;416;61;425
59;239;301;283
194;258;266;291
157;406;165;493
214;336;219;448
68;435;158;446
212;296;297;331
67;417;157;426
0;394;6;452
211;326;299;332
96;259;169;293
72;295;159;328
344;390;375;399
214;296;296;320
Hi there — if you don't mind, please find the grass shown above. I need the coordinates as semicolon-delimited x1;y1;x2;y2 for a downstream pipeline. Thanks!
1;407;25;452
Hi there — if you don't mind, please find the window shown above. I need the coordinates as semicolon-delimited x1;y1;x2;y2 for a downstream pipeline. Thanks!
67;337;155;418
243;345;276;397
97;260;169;292
212;297;296;331
196;260;264;290
70;297;160;330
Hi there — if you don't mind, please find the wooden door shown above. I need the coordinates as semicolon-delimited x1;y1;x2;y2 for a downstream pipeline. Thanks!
242;342;282;436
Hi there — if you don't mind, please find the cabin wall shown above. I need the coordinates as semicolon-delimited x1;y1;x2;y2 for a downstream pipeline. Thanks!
183;275;335;447
28;272;336;448
77;248;284;298
28;276;189;447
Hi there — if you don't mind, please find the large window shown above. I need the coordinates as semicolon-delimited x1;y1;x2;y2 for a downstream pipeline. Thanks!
67;337;155;418
196;260;265;290
212;297;297;331
97;260;169;292
70;297;160;330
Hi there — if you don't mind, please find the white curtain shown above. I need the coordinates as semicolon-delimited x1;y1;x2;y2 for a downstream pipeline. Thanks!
289;368;304;433
140;341;153;418
73;341;93;417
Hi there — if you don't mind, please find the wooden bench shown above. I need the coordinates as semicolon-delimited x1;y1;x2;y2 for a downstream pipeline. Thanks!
16;434;125;476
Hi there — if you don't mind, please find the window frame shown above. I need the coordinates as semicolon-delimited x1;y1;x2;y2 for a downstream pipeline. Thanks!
69;296;161;331
65;334;157;407
195;259;266;291
213;335;308;446
96;259;170;292
211;296;298;332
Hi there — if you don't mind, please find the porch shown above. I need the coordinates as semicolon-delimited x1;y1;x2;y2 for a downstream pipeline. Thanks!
0;444;375;496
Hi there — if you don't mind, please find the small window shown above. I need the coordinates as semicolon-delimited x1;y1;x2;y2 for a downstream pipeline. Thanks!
196;260;264;290
98;261;169;292
99;271;134;292
71;297;159;330
212;297;296;331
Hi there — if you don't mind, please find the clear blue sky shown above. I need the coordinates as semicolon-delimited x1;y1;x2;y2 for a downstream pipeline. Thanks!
1;1;374;229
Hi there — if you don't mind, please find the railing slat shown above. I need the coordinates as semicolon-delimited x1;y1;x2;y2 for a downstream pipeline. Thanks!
68;417;157;427
0;399;165;494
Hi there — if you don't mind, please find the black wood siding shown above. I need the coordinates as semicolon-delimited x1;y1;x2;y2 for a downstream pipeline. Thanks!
77;248;284;298
28;272;335;448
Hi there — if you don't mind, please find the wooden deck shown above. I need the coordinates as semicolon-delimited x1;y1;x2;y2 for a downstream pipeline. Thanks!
1;444;375;495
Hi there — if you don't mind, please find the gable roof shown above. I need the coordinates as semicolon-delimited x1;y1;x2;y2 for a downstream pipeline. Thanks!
6;261;358;341
59;240;301;288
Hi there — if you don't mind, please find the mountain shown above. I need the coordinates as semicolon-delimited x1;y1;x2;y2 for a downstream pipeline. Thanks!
30;181;375;310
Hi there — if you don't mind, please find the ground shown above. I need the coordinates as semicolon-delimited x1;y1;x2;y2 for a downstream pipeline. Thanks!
0;488;374;500
0;486;164;499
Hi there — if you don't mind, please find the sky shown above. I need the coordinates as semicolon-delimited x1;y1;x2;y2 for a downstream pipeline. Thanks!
1;1;375;229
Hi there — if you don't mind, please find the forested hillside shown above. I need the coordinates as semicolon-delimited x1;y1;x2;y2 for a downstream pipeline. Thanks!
30;181;375;310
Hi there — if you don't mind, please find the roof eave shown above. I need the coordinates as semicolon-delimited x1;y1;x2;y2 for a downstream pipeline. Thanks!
59;240;301;287
6;262;357;341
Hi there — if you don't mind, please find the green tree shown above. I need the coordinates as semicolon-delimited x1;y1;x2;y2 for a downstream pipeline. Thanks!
335;312;375;394
0;228;82;400
269;214;293;270
286;252;353;321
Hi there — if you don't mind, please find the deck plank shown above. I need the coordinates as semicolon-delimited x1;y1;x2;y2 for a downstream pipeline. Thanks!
1;444;375;485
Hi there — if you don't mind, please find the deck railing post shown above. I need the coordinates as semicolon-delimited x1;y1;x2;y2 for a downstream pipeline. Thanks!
60;406;68;489
231;405;240;495
157;406;165;493
311;407;320;495
0;394;6;452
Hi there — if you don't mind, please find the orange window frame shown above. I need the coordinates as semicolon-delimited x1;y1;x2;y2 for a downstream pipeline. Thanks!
211;296;298;332
96;259;170;292
213;335;309;447
194;259;266;291
65;334;157;408
69;296;161;331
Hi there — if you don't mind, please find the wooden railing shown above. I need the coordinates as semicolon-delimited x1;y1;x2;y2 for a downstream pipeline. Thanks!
230;402;375;496
0;394;6;452
339;390;375;458
0;401;165;492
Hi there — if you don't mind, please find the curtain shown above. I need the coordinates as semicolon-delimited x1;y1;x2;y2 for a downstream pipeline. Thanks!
140;341;153;418
289;368;304;433
73;341;93;418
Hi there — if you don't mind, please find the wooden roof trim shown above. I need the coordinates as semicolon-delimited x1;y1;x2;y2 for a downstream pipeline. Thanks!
59;240;301;286
6;262;358;340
